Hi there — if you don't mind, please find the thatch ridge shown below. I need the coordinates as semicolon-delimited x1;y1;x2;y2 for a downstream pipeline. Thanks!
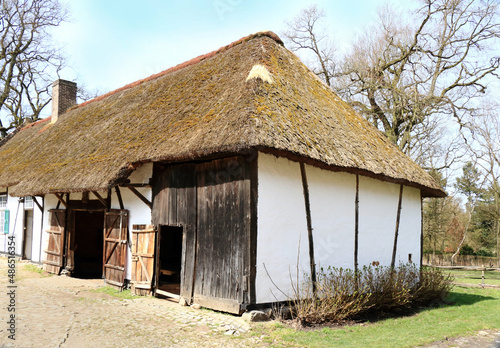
0;31;445;197
77;31;283;109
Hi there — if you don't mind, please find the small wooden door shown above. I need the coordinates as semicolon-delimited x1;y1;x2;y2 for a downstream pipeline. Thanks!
43;209;66;274
103;209;128;289
130;224;156;295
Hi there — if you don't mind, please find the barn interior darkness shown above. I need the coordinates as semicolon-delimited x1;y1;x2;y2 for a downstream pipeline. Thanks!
157;225;183;295
73;210;104;278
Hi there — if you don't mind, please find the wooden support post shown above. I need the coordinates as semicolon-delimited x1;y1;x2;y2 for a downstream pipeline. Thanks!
354;175;359;274
82;191;89;204
127;186;152;209
420;194;424;269
300;162;316;293
53;193;68;208
91;191;108;208
32;196;43;211
115;186;124;210
107;189;112;212
391;184;404;269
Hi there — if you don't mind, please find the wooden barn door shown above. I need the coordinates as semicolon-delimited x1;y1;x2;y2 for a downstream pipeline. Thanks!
103;209;128;289
43;209;66;274
130;224;156;295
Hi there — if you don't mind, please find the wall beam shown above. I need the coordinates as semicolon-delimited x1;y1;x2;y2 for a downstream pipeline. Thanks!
354;175;359;273
91;191;108;208
115;186;124;210
300;162;316;293
53;193;68;208
126;186;152;209
391;184;404;269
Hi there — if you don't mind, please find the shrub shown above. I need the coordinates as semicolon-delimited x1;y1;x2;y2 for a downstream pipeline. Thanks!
360;263;417;311
459;244;475;255
475;249;494;257
292;267;371;324
412;267;454;304
290;263;453;325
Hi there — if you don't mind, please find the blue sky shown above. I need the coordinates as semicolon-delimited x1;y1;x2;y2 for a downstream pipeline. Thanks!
54;0;416;95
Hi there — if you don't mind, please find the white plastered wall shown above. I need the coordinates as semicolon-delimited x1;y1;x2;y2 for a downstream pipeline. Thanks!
255;153;423;304
357;177;400;267
0;193;44;261
24;197;44;263
305;165;356;271
394;186;422;266
256;153;309;303
357;177;422;267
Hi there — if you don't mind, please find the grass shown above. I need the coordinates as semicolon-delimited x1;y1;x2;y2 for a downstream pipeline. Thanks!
446;269;500;286
261;286;500;347
23;264;52;277
91;286;141;300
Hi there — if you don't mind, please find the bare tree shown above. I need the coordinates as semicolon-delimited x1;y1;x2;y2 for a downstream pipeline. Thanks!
467;105;500;256
283;1;500;156
0;0;67;137
283;5;336;87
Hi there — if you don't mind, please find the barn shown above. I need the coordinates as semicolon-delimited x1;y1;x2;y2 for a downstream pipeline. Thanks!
0;32;445;314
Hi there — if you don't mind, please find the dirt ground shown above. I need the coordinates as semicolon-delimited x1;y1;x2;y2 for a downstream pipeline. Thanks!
0;257;499;348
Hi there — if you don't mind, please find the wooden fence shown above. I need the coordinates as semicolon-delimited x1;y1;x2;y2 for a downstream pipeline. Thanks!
423;253;500;268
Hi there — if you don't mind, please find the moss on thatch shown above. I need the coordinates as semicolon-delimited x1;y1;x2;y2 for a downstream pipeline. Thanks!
0;31;445;197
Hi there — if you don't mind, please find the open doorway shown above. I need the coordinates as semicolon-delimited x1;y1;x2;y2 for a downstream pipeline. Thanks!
73;210;105;278
157;225;183;296
22;209;33;260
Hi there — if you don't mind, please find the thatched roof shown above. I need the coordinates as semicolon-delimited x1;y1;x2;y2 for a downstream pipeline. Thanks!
0;32;445;197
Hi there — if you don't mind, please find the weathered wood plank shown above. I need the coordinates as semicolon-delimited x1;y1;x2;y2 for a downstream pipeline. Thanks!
103;210;128;289
193;294;243;315
42;210;66;274
249;153;258;305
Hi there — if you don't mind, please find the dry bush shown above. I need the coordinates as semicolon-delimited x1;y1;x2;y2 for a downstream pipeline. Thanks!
412;266;454;304
292;267;371;325
291;263;453;325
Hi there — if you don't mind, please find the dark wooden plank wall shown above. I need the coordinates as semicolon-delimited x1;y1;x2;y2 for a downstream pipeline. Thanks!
152;156;253;306
152;163;197;301
194;157;251;303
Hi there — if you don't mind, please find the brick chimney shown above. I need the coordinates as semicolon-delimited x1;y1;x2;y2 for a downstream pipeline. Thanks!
50;79;77;124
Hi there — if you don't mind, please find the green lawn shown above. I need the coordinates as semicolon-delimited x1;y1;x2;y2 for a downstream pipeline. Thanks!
260;286;500;347
447;269;500;286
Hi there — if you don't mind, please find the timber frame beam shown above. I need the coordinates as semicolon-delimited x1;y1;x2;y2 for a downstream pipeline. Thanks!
115;186;124;210
31;196;43;211
391;184;404;269
300;162;317;293
53;193;68;208
91;191;108;208
125;186;152;209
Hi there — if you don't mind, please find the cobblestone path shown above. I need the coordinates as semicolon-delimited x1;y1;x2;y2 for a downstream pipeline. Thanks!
0;258;269;348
